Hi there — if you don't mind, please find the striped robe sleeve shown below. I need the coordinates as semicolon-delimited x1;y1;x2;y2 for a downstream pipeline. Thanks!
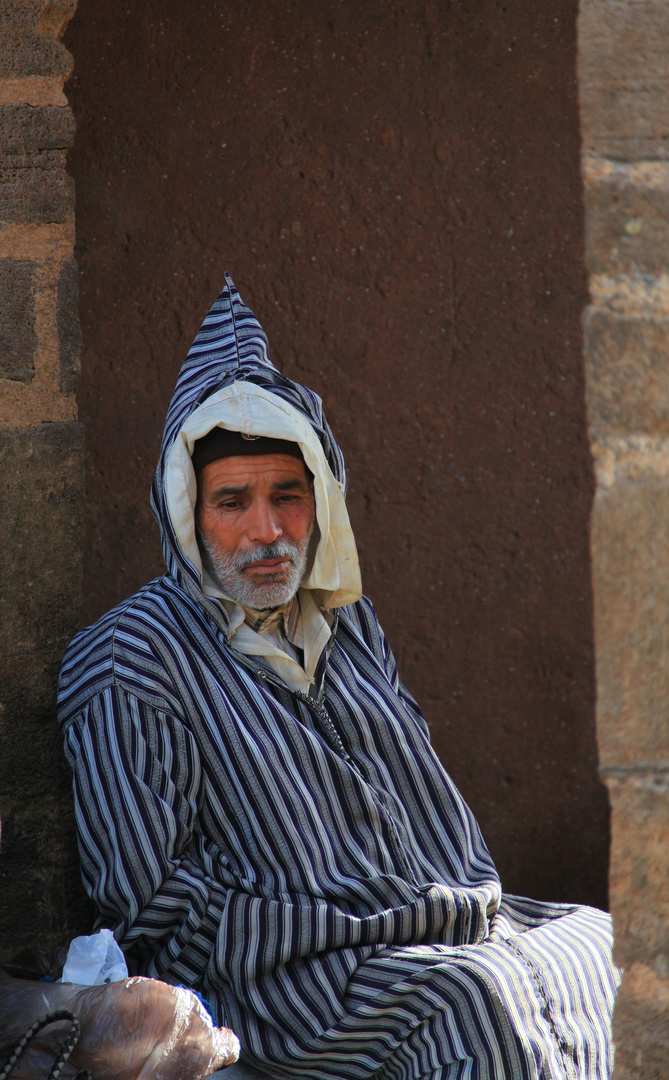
344;596;431;740
63;683;226;989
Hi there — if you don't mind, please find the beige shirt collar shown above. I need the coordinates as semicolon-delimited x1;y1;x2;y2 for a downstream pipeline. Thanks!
222;588;333;695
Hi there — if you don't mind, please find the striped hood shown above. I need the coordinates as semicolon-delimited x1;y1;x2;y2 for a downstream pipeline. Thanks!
151;275;361;611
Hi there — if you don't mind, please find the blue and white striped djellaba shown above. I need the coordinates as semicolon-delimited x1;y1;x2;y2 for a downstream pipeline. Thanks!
58;277;619;1080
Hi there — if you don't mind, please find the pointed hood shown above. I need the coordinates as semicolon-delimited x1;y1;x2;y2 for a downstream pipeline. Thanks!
151;275;362;611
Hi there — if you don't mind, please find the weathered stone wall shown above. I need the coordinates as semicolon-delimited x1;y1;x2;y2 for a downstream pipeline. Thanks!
580;1;669;1074
0;0;90;957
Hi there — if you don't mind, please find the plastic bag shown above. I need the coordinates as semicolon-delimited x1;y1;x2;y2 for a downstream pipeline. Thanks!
0;972;240;1080
60;928;128;985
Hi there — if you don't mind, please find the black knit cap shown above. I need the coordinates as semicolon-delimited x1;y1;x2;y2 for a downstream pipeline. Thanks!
192;426;305;474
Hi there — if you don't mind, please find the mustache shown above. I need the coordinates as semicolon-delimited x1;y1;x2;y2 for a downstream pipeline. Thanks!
231;541;300;572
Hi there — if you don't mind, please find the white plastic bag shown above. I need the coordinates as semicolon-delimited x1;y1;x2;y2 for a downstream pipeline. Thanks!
60;928;128;985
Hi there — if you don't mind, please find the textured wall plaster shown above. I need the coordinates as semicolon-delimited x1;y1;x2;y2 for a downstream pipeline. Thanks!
65;0;607;906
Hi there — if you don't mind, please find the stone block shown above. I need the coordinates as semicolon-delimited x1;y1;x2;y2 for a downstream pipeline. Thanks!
0;2;75;80
0;104;74;160
579;0;669;160
0;423;84;658
0;76;68;108
0;257;37;380
57;255;82;392
585;163;669;277
0;105;75;224
607;774;669;972
37;0;79;44
611;963;669;1079
591;460;669;768
0;164;73;224
585;311;669;438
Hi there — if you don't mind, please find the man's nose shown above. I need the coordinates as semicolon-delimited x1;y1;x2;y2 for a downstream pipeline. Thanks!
247;500;282;544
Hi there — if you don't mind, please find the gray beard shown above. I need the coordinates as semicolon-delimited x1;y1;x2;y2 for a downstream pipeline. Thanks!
197;522;314;609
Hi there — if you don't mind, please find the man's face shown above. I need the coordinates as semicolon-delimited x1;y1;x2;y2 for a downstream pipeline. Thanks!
195;453;315;609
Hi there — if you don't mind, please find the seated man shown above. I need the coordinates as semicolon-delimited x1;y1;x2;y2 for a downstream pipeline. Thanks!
58;276;618;1080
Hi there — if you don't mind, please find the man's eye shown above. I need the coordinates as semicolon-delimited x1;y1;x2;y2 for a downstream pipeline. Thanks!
219;500;241;510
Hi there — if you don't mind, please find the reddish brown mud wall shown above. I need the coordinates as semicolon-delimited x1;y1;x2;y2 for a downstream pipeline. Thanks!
65;0;607;906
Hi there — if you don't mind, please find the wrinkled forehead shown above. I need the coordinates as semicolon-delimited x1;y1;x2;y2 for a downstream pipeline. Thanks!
196;453;312;501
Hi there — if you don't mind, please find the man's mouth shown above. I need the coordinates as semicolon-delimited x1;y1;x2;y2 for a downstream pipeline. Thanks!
244;557;292;574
